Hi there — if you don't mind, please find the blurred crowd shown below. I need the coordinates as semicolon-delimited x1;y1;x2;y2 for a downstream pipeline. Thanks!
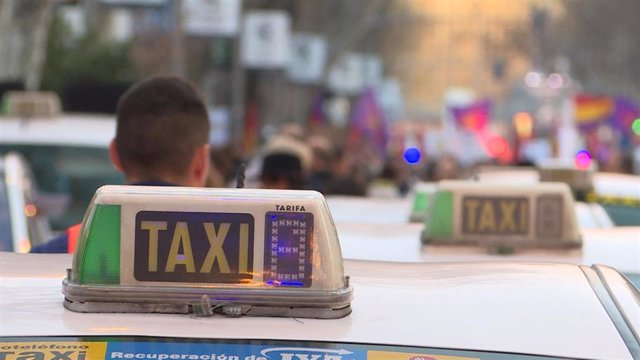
205;123;473;197
206;118;640;199
207;124;369;196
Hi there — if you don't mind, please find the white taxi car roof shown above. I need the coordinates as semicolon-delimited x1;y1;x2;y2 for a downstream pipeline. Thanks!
326;196;411;224
0;114;115;148
594;172;640;199
0;252;635;360
575;201;615;228
337;222;640;275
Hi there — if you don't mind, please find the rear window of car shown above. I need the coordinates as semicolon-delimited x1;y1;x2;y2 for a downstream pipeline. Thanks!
601;204;640;226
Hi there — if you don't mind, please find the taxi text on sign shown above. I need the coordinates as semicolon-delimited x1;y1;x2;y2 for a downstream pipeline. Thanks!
134;211;255;283
461;195;564;238
461;197;528;235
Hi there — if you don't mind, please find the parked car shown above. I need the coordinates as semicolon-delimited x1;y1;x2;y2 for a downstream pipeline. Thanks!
0;114;124;230
473;165;640;227
1;254;638;359
1;186;638;360
335;180;639;289
591;172;640;226
575;201;615;228
328;182;616;229
0;152;51;252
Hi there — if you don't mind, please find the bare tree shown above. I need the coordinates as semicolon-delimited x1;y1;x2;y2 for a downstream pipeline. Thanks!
25;0;55;90
0;0;54;86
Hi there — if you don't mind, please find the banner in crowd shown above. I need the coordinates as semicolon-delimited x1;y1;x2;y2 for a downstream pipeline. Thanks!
612;97;640;150
574;94;640;155
574;94;639;150
574;94;615;130
347;88;388;156
450;99;492;131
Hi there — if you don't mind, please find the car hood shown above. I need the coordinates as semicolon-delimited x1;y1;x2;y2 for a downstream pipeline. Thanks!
0;252;632;360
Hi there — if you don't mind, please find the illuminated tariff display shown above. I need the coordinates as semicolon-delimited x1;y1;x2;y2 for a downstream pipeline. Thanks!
264;212;313;287
133;211;255;283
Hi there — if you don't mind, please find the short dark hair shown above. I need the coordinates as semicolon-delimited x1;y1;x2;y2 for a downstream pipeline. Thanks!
115;76;210;179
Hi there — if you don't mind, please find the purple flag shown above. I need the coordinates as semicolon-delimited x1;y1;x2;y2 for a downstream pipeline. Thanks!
308;92;327;128
612;97;639;151
347;88;388;156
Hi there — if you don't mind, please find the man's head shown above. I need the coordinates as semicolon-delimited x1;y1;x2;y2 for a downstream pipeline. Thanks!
110;76;210;187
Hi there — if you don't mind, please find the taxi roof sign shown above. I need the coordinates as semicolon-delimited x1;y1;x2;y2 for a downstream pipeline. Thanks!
421;181;581;250
63;185;352;318
2;91;61;118
538;166;594;195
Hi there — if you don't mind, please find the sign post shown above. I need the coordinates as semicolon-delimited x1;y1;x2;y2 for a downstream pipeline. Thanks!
241;11;291;69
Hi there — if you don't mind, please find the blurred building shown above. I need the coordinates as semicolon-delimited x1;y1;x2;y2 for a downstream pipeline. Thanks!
380;0;562;119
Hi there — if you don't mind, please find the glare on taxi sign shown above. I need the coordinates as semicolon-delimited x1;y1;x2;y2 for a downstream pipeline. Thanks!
63;186;352;318
421;181;581;250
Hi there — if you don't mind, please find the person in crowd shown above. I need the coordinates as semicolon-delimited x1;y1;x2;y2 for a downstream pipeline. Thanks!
31;75;211;253
325;148;370;196
208;144;242;186
426;154;461;181
259;135;312;190
307;134;336;194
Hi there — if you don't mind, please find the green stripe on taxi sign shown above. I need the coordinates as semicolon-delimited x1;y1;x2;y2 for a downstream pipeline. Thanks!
77;204;121;285
425;191;453;237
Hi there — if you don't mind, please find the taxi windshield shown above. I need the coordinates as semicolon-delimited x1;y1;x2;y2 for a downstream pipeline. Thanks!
600;204;640;226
